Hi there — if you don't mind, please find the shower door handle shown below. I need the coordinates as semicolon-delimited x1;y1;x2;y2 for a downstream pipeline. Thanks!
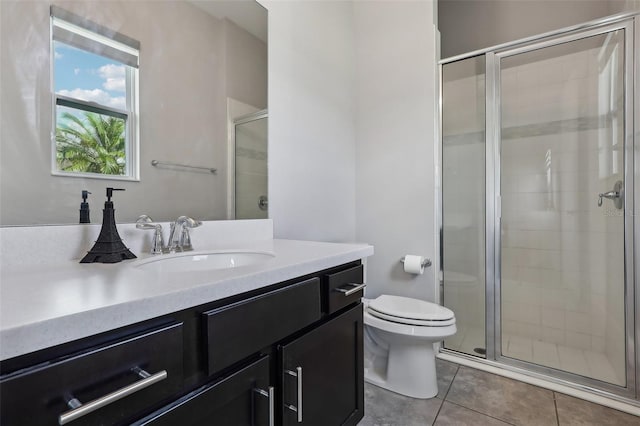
598;180;623;209
258;196;268;211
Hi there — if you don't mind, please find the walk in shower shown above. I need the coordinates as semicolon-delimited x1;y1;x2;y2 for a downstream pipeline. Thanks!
440;13;639;400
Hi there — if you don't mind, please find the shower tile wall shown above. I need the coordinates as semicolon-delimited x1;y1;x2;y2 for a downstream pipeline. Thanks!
500;34;625;385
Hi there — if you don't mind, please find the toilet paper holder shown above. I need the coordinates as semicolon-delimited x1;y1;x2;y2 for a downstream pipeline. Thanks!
400;256;432;268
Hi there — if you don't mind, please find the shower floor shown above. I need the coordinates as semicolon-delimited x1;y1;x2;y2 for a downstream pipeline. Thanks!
445;327;624;386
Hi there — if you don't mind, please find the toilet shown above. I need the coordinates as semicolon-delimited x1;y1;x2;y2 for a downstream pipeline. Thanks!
363;295;456;399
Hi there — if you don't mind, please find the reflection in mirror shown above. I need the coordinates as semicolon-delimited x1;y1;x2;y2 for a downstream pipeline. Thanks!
51;6;141;180
0;0;267;225
234;109;268;220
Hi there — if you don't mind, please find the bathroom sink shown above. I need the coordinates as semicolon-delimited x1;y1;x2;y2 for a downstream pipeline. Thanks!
134;251;275;273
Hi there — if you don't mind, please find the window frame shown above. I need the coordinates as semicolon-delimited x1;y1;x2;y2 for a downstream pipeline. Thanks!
50;12;140;181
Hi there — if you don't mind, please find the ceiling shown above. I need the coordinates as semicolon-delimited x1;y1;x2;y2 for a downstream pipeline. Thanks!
189;0;267;43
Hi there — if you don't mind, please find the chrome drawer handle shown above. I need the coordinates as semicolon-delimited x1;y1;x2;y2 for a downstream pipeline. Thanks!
334;283;366;297
285;366;303;422
254;386;275;426
58;368;167;425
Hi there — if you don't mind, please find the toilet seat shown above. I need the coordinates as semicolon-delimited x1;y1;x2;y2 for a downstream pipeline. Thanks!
367;295;455;327
367;309;456;326
364;309;457;338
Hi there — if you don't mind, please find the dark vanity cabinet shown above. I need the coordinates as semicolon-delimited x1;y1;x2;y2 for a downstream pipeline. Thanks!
280;304;363;426
0;261;365;426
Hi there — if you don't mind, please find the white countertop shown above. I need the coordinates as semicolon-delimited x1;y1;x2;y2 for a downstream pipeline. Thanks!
0;237;373;360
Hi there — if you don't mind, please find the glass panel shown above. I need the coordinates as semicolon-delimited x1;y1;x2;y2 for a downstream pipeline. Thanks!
54;41;127;111
235;116;268;219
54;40;131;177
499;31;626;385
55;105;126;175
442;56;486;357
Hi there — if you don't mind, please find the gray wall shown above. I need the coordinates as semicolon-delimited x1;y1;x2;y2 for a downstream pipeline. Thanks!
224;19;268;110
439;0;639;58
354;0;439;302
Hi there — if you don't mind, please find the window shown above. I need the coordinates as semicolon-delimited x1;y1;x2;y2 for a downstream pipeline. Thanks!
51;6;139;180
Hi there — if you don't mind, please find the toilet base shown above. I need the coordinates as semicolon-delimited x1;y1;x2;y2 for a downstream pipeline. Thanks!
364;340;438;399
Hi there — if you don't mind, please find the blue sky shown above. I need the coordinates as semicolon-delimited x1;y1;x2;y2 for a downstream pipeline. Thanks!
54;42;126;110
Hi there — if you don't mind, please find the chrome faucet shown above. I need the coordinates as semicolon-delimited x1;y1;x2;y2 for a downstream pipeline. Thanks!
167;216;203;253
136;215;202;254
135;215;165;254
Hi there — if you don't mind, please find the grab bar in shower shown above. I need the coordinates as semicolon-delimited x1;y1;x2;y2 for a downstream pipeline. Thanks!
151;160;217;174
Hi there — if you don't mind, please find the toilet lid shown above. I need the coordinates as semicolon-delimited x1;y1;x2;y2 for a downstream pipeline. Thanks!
367;309;456;327
368;295;454;321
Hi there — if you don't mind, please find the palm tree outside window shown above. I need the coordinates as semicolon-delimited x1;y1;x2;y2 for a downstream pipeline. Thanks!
51;6;140;180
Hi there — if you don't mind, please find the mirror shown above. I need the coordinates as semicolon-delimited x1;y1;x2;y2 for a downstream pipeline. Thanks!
0;0;267;226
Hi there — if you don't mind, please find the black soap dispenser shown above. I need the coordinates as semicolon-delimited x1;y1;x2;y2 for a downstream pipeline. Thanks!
79;190;91;224
80;188;137;263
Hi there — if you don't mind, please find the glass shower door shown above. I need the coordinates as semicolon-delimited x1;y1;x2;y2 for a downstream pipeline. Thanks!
442;56;487;357
497;27;629;386
235;113;268;220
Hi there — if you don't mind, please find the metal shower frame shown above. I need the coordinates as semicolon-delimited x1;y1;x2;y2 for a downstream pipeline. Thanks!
437;12;640;403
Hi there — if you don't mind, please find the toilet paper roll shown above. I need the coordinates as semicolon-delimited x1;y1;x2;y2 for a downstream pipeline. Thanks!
403;255;425;274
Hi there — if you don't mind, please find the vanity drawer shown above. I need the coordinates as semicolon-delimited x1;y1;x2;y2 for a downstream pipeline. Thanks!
0;323;183;426
204;277;321;375
323;264;365;314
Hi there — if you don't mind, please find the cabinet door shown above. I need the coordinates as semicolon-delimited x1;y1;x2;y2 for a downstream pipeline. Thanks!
280;304;363;426
135;355;272;426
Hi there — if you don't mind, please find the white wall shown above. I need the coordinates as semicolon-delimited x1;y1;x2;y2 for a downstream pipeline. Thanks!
265;0;356;243
264;0;439;302
354;1;439;301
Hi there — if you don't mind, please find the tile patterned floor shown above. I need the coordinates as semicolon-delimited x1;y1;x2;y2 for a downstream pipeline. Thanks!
359;359;640;426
